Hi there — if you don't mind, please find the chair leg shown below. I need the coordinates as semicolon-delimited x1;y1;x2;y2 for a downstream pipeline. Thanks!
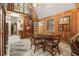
71;52;76;56
57;46;60;55
52;49;54;56
71;52;73;56
30;43;32;49
42;43;45;52
51;47;54;56
34;45;36;54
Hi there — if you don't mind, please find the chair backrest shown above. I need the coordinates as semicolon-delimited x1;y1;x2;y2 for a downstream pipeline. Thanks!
70;36;79;55
53;35;60;46
30;34;43;44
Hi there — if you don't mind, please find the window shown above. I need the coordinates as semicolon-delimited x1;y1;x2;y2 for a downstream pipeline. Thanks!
47;19;54;32
14;3;28;13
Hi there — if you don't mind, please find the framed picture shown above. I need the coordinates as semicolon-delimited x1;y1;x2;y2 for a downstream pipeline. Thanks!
58;16;70;31
47;19;54;32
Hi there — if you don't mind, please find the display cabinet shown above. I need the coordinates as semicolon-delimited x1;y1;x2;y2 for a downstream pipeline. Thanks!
58;16;70;31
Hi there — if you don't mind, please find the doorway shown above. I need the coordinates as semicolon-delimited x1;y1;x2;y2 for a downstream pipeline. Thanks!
11;22;17;35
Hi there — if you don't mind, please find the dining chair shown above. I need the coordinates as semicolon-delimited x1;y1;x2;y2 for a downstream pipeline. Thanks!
45;35;60;56
30;34;44;54
70;36;79;56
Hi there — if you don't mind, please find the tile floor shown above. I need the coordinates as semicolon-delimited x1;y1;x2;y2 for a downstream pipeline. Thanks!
8;35;72;56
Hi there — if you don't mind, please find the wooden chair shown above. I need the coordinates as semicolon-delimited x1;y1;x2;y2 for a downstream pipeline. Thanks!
70;36;79;56
30;34;44;54
45;35;60;56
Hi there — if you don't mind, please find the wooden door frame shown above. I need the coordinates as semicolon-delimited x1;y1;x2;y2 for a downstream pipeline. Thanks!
11;22;17;35
0;4;6;56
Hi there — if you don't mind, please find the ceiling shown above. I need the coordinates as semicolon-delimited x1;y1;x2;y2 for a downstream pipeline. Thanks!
34;3;76;18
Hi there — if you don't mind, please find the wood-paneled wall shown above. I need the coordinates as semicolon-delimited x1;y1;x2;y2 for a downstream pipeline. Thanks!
7;3;14;11
39;9;79;42
76;9;79;33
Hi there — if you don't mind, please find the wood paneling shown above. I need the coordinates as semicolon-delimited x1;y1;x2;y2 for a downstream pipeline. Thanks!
7;3;14;11
39;9;79;42
76;9;79;33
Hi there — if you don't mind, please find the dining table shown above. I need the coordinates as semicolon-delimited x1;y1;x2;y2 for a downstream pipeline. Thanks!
34;34;53;52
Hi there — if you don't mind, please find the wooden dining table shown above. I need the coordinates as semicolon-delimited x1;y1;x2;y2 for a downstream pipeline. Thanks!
35;33;60;50
34;34;53;52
